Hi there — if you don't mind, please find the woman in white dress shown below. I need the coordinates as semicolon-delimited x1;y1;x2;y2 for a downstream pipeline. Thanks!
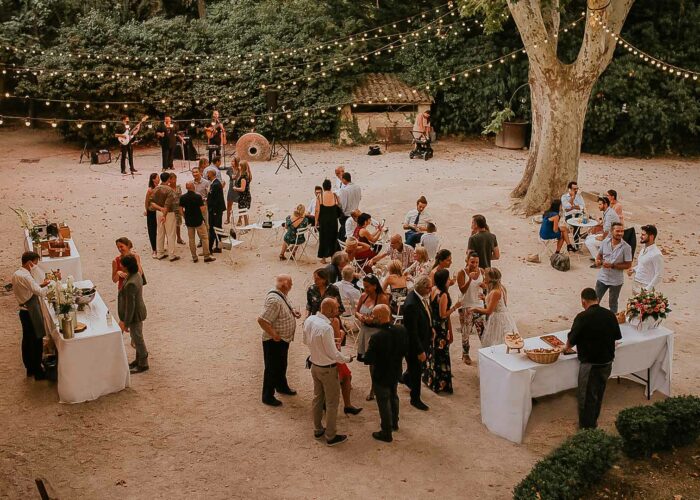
467;267;518;348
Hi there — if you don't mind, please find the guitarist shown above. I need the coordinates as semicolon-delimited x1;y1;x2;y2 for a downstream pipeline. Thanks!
205;110;226;163
156;115;182;171
115;116;138;174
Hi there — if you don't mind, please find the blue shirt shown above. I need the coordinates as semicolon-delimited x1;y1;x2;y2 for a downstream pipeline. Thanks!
597;237;632;286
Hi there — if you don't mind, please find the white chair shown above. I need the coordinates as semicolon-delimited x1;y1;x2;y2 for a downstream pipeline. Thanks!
287;226;310;266
213;226;243;263
338;239;346;250
339;297;361;348
307;225;319;245
393;296;406;325
234;208;250;226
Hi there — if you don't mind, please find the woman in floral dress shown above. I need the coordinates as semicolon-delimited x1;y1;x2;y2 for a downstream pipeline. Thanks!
423;268;460;394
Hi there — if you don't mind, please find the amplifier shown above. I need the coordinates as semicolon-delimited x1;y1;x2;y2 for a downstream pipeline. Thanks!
91;149;111;164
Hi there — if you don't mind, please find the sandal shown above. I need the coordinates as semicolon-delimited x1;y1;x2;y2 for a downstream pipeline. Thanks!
279;254;287;261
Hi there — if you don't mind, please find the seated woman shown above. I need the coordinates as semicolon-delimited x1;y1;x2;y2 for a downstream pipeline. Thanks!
345;237;372;273
306;268;344;317
404;246;431;279
540;198;574;253
353;213;384;262
382;259;409;317
279;203;308;260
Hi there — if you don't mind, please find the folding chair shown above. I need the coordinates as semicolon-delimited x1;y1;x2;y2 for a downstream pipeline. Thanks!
338;239;346;250
393;296;406;325
213;226;244;263
287;226;310;266
307;225;319;245
340;297;361;348
234;208;250;226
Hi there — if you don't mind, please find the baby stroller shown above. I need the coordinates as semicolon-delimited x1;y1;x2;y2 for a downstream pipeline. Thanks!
409;130;433;160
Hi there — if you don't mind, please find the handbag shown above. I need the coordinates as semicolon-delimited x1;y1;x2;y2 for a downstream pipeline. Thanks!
367;145;381;156
550;252;571;272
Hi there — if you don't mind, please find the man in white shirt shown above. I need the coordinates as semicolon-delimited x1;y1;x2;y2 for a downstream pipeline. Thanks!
336;267;361;311
562;181;586;244
403;196;433;247
202;156;224;183
333;166;345;193
303;298;354;446
419;223;440;260
12;251;50;380
344;209;361;240
585;196;620;260
628;224;664;291
337;172;362;239
306;185;322;226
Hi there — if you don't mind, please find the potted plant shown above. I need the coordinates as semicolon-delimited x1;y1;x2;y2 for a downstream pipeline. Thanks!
483;83;530;149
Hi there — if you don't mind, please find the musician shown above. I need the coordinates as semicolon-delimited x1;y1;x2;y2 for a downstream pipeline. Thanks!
114;116;137;174
206;110;226;163
156;116;182;171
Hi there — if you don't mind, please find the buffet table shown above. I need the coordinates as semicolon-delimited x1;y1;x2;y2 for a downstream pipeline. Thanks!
478;324;673;443
47;280;130;403
24;229;83;281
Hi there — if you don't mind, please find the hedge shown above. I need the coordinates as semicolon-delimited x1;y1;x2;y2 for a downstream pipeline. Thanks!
513;429;621;500
616;395;700;458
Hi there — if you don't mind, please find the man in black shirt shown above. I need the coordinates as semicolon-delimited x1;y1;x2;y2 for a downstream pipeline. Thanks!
363;304;408;443
180;182;215;263
206;169;225;254
565;287;622;429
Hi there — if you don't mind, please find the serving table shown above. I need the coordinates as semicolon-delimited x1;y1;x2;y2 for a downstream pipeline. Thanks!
24;229;83;281
47;280;130;403
478;324;673;443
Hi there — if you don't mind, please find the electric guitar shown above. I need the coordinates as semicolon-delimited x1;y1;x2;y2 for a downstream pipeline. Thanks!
117;115;149;146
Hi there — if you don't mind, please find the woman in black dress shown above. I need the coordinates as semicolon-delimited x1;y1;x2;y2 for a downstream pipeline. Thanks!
315;178;340;263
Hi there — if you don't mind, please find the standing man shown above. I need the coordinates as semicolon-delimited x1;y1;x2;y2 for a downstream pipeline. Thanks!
206;169;225;254
150;172;179;262
456;251;486;365
401;275;431;411
467;214;499;269
403;196;433;247
565;287;621;429
363;304;408;443
12;251;50;380
257;275;300;407
114;115;138;174
593;222;632;314
156;115;181;170
206;110;226;163
628;224;664;292
584;196;620;260
180;181;215;263
332;166;345;192
118;255;149;373
337;172;362;240
561;181;586;246
303;298;354;446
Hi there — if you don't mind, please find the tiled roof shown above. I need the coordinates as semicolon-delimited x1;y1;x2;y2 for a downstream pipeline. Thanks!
351;73;432;104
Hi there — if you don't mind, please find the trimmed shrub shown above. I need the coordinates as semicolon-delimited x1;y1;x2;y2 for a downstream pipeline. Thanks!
615;405;670;458
653;396;700;448
615;395;700;458
513;429;621;500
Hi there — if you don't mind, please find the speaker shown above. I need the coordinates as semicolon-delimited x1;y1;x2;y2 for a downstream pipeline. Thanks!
91;149;111;164
266;90;279;112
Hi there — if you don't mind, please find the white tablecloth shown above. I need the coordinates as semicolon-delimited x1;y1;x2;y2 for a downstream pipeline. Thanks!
24;230;83;281
47;280;130;403
478;324;673;443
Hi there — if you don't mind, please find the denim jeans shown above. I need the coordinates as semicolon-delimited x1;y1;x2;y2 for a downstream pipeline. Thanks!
595;280;623;314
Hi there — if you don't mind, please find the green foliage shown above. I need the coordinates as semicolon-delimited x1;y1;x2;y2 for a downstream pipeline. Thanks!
513;429;621;500
615;396;700;458
482;107;514;135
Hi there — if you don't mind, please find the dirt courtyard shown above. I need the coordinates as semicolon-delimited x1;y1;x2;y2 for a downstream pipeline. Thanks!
1;129;698;499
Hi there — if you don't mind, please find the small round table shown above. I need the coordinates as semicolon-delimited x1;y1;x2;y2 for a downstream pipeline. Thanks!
566;217;600;229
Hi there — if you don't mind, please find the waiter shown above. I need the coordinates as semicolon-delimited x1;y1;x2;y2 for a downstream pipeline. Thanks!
565;287;621;429
156;115;181;170
207;110;226;163
12;251;51;380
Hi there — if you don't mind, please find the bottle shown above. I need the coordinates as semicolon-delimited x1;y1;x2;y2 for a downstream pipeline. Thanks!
106;310;113;326
582;210;588;224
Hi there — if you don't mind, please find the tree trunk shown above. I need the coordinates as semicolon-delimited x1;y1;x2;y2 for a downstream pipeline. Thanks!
507;0;635;215
197;0;206;18
515;71;593;214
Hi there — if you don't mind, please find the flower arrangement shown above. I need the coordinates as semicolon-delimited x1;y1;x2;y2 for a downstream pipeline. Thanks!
11;207;41;243
626;289;671;328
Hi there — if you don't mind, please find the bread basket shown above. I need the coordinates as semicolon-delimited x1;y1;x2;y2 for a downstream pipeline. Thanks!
525;348;561;364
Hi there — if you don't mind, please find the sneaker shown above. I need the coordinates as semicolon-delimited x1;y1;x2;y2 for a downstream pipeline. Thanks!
372;431;393;443
203;257;216;263
314;428;325;439
326;434;348;447
169;256;180;262
192;257;199;263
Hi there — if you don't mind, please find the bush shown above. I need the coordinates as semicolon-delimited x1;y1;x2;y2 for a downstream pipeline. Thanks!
513;429;621;500
615;405;670;458
615;395;700;458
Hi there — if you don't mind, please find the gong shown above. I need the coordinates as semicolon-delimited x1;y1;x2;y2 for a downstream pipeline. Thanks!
236;133;271;162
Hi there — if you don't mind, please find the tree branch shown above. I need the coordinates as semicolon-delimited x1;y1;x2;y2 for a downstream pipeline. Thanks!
507;0;560;70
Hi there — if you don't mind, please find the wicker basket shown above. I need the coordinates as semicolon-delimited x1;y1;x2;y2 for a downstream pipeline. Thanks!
525;348;561;364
